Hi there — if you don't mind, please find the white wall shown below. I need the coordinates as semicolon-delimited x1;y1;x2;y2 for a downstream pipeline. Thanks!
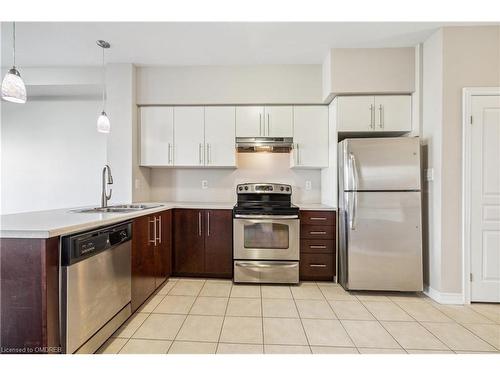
137;65;323;105
150;153;321;204
1;99;106;214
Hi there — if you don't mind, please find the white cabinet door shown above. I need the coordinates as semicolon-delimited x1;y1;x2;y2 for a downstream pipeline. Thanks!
140;106;174;166
292;106;329;168
264;106;293;137
204;106;236;167
374;95;412;132
235;106;264;137
337;96;375;132
174;107;205;167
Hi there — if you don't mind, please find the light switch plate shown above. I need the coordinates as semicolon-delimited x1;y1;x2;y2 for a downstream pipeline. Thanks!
305;181;312;191
135;178;140;189
201;180;208;189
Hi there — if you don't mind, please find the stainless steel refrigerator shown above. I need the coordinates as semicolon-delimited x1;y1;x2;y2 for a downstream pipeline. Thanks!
338;137;423;291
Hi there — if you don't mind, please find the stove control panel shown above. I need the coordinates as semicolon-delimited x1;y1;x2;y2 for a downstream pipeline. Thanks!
236;183;292;195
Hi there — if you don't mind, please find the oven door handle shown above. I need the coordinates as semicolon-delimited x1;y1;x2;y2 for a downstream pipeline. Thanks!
235;261;298;268
234;214;299;219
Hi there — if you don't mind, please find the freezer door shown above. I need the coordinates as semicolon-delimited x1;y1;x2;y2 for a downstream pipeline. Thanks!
341;137;421;191
345;191;423;291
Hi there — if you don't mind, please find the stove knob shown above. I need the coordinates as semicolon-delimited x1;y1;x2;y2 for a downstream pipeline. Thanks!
238;186;243;191
286;187;290;192
280;186;284;191
244;186;249;191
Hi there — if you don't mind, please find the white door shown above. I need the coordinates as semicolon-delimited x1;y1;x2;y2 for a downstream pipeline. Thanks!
140;106;174;166
264;106;293;137
204;106;236;167
471;95;500;302
374;95;412;132
337;96;375;132
235;106;264;137
292;106;328;168
174;106;205;167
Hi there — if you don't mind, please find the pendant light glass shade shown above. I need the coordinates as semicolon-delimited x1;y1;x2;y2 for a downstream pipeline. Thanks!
97;111;110;133
1;22;27;104
1;68;27;103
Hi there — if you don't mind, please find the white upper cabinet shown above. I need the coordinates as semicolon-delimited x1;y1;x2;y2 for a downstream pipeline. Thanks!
236;106;293;137
337;95;412;133
291;106;329;168
264;106;293;137
235;106;264;137
374;95;412;132
140;106;174;166
204;106;236;167
174;106;205;167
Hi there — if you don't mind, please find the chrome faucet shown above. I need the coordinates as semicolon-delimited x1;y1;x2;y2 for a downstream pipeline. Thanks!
101;165;113;208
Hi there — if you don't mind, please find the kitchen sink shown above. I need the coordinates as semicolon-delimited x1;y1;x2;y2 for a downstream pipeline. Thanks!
71;204;162;213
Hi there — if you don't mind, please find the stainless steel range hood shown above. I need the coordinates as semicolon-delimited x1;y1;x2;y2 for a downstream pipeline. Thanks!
236;137;293;153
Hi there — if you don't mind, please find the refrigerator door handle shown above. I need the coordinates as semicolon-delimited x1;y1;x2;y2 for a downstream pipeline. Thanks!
349;153;358;230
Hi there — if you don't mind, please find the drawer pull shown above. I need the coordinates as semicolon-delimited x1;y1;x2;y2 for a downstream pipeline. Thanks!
310;217;327;221
310;231;327;235
310;245;327;249
309;264;327;268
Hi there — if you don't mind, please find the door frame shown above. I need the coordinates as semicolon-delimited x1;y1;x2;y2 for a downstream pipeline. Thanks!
461;87;500;303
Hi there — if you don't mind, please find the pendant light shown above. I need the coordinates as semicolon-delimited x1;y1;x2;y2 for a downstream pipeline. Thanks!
96;40;111;133
1;22;27;104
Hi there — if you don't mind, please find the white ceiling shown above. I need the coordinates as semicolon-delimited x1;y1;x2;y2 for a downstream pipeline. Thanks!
0;22;490;67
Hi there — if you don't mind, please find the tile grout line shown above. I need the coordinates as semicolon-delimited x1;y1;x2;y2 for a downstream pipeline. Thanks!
260;285;266;353
316;282;359;353
115;278;179;354
291;283;312;354
214;281;233;354
166;279;206;353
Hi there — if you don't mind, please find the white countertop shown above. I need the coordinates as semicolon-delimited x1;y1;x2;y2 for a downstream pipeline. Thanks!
0;202;234;239
296;203;337;211
1;201;336;239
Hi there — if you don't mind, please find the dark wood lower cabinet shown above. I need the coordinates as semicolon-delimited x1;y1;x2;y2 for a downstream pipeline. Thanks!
173;209;233;278
204;210;233;277
132;209;172;312
0;237;61;353
300;253;335;281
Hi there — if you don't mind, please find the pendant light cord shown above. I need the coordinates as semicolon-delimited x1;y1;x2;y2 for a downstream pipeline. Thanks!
101;46;106;111
12;22;16;67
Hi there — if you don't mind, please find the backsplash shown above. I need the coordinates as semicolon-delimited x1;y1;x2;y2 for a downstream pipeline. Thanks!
149;153;322;203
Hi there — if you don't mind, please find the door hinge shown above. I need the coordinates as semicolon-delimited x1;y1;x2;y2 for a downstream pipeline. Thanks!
470;116;473;124
470;273;473;282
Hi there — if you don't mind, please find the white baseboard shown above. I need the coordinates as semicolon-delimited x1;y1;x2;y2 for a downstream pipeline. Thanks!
424;285;465;304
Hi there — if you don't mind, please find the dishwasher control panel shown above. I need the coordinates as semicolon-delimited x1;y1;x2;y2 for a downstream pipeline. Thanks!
61;221;132;266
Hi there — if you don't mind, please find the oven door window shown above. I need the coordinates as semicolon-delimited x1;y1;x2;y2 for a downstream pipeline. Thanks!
244;223;289;249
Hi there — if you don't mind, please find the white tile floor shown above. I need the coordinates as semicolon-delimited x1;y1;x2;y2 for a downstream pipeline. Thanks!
97;278;500;354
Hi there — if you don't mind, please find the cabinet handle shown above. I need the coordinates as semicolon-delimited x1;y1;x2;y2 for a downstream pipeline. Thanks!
198;212;202;237
207;143;211;164
310;245;327;249
207;211;210;236
267;113;270;136
369;104;374;129
310;264;327;268
157;215;162;244
259;113;262;136
310;231;327;235
297;143;300;165
168;143;172;164
149;217;157;245
379;104;384;129
310;217;327;221
199;143;203;165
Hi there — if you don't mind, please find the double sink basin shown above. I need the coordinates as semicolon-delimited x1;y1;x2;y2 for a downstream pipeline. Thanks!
72;204;162;214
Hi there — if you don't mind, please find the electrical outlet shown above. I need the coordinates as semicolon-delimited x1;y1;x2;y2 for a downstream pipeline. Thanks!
305;180;312;191
201;180;208;189
425;168;434;181
134;178;140;190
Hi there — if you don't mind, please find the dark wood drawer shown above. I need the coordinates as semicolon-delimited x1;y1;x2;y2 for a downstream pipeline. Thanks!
300;239;335;254
300;211;336;226
300;253;335;281
300;225;335;240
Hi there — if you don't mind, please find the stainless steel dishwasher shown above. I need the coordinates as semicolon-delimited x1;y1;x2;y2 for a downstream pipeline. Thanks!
60;221;132;354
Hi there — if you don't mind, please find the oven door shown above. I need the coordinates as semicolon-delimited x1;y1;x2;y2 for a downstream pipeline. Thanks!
233;215;299;260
